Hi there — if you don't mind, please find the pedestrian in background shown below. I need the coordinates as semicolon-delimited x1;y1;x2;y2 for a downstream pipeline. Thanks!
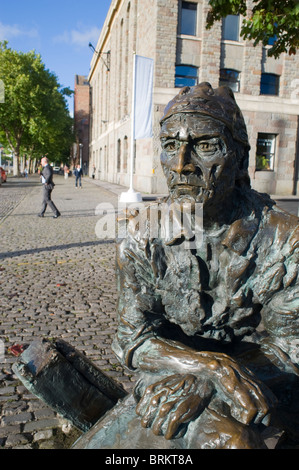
64;165;69;180
74;164;83;188
38;157;61;218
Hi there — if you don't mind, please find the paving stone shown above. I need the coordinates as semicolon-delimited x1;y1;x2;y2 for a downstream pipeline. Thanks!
0;386;16;395
5;433;32;448
33;429;53;442
1;412;32;426
0;424;22;438
2;400;28;415
23;418;62;433
33;408;57;420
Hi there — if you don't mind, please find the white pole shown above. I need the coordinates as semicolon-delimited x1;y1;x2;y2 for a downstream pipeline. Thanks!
129;52;136;192
119;52;142;204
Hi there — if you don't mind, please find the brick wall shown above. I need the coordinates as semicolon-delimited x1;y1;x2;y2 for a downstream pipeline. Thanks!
155;0;178;88
74;76;90;169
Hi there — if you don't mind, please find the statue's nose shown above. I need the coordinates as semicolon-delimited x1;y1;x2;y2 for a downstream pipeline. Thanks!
172;142;196;175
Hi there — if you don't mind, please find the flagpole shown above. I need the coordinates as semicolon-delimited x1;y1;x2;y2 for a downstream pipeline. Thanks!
119;52;142;204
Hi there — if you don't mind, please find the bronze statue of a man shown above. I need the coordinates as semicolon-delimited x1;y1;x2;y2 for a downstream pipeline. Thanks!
110;83;299;449
15;82;298;449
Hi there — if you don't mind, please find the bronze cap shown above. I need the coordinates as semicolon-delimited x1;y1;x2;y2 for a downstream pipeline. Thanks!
160;82;250;148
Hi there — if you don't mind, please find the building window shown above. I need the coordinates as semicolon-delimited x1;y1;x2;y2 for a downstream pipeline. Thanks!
222;15;240;41
219;69;240;92
260;73;280;96
99;148;102;173
256;133;276;171
123;136;128;173
117;139;121;172
180;1;197;36
175;65;198;88
268;22;277;46
268;34;277;46
105;145;108;173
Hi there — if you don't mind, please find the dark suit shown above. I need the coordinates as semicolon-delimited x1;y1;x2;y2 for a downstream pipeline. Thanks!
74;167;83;187
40;165;60;216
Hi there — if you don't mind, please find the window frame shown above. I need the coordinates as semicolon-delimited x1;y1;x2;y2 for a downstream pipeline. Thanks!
179;1;198;37
222;15;240;42
219;69;240;93
175;64;198;88
255;133;277;171
260;73;280;96
117;138;121;173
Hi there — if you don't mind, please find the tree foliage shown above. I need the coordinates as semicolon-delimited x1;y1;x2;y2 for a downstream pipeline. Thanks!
206;0;299;58
0;41;74;173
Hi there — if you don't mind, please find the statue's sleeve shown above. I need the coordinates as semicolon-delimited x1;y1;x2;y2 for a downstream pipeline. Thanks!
257;219;299;373
111;232;165;370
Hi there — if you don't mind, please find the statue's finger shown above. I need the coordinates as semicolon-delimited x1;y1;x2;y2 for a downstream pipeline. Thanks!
151;400;177;436
137;389;169;427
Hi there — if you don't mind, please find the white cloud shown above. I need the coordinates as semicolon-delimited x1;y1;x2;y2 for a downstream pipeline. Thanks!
0;21;38;41
53;26;101;48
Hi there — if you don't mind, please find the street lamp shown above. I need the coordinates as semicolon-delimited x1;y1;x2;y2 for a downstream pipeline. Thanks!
79;143;83;168
88;43;110;71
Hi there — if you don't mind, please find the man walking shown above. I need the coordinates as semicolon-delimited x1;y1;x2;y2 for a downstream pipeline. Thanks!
74;164;83;188
38;157;61;218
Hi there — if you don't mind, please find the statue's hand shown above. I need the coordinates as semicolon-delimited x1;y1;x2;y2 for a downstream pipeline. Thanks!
202;352;277;426
135;374;213;439
135;353;277;439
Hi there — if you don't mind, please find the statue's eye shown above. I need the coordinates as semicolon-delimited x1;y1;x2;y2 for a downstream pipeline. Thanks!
197;142;217;152
163;141;176;152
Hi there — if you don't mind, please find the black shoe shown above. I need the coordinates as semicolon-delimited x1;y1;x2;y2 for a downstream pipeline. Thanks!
38;214;44;218
53;212;61;219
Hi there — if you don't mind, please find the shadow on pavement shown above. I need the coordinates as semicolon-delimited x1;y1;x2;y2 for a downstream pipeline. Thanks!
9;210;99;218
4;182;39;188
0;239;114;260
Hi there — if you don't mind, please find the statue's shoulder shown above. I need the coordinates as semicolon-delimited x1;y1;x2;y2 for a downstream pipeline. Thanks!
116;199;166;266
222;192;298;255
262;204;299;251
117;198;166;241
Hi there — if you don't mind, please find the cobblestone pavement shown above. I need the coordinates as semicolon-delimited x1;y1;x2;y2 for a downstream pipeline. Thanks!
0;175;136;449
0;175;298;450
0;177;37;223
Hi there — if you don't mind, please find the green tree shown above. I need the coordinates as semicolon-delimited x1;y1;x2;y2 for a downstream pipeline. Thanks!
0;41;73;175
206;0;299;58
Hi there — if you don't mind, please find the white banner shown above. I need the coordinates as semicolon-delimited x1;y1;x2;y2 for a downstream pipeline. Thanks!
134;55;154;140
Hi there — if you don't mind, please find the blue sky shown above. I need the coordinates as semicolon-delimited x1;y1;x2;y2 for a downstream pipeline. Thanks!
0;0;112;115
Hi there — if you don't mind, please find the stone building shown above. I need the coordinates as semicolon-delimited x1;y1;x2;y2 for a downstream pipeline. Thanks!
88;0;299;196
74;75;90;174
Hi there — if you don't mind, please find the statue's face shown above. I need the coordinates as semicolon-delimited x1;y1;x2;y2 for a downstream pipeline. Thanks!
160;114;238;206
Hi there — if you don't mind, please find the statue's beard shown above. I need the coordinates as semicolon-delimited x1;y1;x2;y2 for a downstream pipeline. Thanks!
168;184;215;206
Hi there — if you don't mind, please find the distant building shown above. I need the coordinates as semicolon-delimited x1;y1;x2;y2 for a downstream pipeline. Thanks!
88;0;299;196
74;75;90;174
